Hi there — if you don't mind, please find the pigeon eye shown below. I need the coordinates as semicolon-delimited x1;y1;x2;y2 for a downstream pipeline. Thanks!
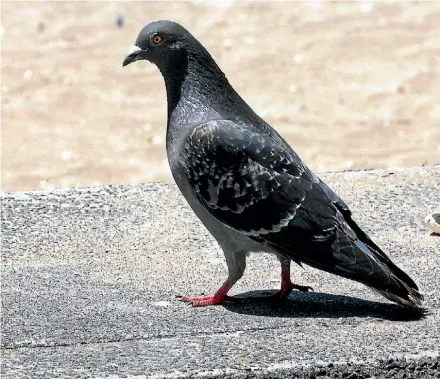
151;34;164;46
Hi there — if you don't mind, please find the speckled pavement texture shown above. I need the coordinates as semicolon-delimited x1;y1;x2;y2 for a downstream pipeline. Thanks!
1;166;439;378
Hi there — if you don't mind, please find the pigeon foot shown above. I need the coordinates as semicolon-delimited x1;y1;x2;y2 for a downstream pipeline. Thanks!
180;294;233;307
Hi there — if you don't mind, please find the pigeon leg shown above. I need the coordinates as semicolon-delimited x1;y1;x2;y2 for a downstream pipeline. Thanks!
181;250;247;307
260;257;313;301
278;259;313;297
180;280;234;307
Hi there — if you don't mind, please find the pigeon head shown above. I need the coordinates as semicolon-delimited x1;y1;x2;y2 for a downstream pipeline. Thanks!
122;20;196;71
123;20;235;115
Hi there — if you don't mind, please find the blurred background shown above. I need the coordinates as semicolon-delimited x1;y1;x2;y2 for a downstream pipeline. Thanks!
2;1;440;193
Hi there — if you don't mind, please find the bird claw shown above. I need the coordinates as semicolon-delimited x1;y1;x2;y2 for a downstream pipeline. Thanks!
179;294;235;307
177;283;313;307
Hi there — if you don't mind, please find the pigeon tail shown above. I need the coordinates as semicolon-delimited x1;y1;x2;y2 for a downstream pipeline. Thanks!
368;285;423;309
353;238;424;308
330;201;424;308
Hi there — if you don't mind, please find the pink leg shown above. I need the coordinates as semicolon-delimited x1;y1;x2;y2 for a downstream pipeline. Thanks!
181;281;234;307
278;265;295;299
279;264;313;298
181;249;247;307
262;258;313;300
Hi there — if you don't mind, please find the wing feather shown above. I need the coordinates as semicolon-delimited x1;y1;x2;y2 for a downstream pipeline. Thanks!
183;120;337;237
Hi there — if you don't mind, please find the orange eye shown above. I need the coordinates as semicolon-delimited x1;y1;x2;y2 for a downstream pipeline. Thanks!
151;34;164;45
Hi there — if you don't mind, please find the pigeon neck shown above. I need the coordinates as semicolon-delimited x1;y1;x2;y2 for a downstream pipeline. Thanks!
160;63;188;116
163;52;243;126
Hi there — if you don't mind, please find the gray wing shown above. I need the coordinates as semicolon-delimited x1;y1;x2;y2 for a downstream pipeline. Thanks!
182;119;339;241
181;120;420;298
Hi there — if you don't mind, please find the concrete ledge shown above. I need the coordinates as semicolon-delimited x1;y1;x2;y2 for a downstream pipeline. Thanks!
1;165;439;378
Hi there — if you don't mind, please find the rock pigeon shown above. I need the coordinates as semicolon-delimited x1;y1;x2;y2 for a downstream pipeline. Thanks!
123;20;423;308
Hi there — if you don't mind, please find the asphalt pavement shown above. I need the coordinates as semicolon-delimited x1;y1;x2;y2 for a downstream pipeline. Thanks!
2;166;439;378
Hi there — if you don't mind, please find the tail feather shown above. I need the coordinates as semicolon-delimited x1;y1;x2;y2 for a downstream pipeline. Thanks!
314;182;423;308
276;230;424;308
351;228;424;308
367;285;424;308
347;217;419;290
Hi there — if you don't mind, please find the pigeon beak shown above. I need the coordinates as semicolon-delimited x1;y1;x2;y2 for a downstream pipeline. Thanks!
122;45;143;67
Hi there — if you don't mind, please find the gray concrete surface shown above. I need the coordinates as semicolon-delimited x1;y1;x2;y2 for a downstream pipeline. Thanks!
1;165;440;379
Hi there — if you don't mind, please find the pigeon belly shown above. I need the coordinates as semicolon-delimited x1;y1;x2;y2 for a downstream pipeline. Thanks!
171;163;270;255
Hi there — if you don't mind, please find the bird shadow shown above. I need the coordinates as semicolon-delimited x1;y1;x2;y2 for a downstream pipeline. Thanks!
221;290;428;321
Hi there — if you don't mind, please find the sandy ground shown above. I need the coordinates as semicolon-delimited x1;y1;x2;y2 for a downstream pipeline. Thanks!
1;1;440;192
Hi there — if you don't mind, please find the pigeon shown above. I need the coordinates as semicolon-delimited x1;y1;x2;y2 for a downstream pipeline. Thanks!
123;20;423;308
